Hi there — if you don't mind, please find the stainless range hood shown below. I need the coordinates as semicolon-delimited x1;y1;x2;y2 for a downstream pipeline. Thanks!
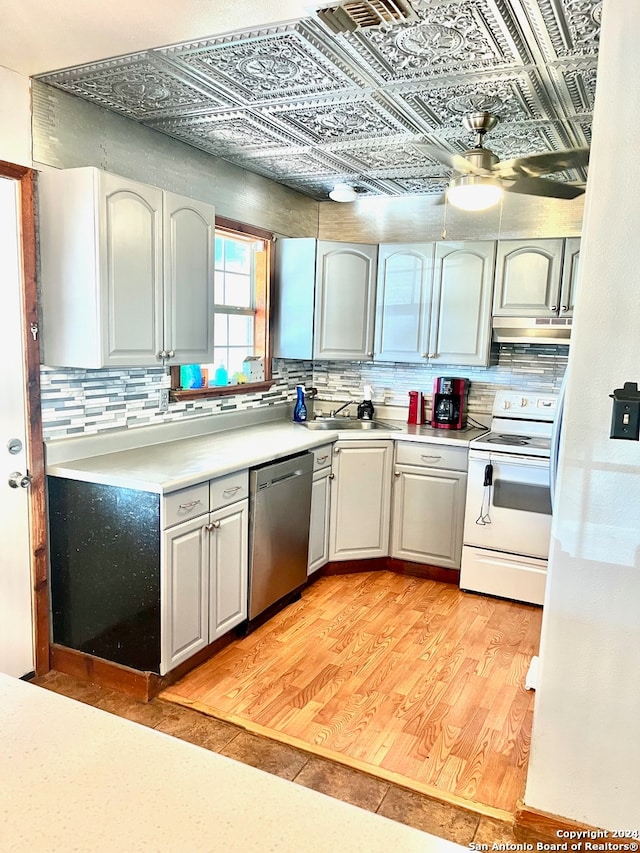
492;316;572;345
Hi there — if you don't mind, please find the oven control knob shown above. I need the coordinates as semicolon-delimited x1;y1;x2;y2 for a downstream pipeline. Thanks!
521;398;528;407
503;400;511;409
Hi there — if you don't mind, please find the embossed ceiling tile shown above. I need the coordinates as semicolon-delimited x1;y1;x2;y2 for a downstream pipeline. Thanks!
158;22;371;106
224;147;353;180
389;67;561;138
443;120;575;160
384;175;449;196
338;0;531;84
259;94;420;145
550;60;598;116
320;137;444;176
38;54;226;120
148;110;305;155
519;0;601;60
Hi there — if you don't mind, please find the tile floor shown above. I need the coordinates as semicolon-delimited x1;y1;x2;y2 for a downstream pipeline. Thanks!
32;671;547;847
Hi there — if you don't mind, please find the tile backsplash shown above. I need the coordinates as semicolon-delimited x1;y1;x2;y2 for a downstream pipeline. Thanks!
40;359;313;441
41;345;567;442
311;343;568;417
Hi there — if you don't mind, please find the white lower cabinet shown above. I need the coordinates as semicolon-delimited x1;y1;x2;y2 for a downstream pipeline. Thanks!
391;442;468;570
329;440;393;560
308;444;333;575
161;471;248;675
208;500;248;641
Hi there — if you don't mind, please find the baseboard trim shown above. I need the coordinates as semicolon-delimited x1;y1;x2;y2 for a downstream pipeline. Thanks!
515;802;600;838
50;630;236;702
321;557;460;584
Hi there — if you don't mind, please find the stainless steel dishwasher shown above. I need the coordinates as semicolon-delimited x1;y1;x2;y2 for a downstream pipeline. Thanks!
247;452;314;624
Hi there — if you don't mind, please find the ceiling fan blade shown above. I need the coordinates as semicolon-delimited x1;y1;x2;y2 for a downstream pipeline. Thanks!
413;143;487;176
504;176;586;199
495;147;590;178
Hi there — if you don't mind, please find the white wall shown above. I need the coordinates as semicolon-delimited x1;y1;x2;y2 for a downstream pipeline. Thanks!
0;66;31;166
525;0;640;828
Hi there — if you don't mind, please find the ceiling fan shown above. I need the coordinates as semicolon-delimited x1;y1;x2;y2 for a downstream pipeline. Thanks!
417;111;590;211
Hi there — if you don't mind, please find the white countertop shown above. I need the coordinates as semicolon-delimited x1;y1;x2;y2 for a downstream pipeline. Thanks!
45;414;487;494
1;674;466;853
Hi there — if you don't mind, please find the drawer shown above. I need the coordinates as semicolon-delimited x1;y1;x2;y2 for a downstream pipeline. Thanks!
210;469;249;510
163;482;209;528
311;444;332;471
395;442;468;472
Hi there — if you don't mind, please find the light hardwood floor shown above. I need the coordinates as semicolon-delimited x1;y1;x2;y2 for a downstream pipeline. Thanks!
161;571;542;816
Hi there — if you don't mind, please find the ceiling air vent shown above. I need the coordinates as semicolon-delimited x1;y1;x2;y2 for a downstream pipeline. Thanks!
317;0;418;33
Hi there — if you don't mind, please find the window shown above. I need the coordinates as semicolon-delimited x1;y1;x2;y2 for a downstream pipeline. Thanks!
170;217;272;400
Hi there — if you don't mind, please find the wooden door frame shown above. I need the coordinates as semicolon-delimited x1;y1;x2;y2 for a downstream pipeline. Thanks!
2;159;49;675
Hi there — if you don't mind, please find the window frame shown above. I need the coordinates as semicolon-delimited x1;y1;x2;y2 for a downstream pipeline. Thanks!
170;215;274;401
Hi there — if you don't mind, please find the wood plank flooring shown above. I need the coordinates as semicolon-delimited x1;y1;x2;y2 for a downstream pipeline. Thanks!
160;571;542;815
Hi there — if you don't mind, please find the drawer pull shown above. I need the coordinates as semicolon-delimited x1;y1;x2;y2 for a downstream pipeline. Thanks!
222;486;241;497
178;499;202;510
317;455;328;464
421;454;442;461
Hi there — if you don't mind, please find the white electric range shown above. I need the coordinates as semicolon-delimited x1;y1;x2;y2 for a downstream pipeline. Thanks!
460;390;558;605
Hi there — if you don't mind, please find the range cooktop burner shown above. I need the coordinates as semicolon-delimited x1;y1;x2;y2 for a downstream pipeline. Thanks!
487;433;531;445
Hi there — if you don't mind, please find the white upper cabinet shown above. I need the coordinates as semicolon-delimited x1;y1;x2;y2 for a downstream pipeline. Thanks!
560;237;581;317
493;238;566;317
314;241;377;360
273;238;377;361
162;191;215;365
375;241;495;367
39;167;215;368
374;243;434;363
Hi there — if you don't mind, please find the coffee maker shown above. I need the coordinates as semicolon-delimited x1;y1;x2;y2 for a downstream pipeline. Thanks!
431;377;469;430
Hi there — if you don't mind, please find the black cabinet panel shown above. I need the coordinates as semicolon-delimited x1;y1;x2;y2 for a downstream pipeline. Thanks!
48;477;161;672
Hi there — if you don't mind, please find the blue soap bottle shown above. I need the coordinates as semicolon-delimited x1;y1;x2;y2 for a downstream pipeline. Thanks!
293;385;307;422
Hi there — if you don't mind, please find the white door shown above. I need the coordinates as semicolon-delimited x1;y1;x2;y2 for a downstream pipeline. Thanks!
0;176;34;677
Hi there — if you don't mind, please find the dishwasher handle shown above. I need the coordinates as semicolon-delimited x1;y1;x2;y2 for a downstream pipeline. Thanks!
272;468;307;484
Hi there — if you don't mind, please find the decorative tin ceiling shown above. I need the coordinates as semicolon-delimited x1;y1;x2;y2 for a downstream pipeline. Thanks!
36;0;600;201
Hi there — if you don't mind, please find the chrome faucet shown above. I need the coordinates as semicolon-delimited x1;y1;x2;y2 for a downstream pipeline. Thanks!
329;401;356;417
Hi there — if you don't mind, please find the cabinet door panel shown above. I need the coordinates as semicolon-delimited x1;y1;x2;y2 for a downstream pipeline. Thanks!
163;192;215;364
308;470;330;575
329;440;392;559
375;244;433;362
560;237;580;317
391;467;467;569
493;239;564;316
100;173;163;366
315;242;377;360
209;500;248;641
431;241;495;366
162;516;209;674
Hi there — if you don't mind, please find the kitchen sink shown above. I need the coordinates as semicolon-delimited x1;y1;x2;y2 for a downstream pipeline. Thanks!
303;418;400;431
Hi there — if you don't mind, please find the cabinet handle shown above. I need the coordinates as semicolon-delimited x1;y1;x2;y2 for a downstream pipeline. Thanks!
317;455;328;464
179;499;202;510
334;447;340;453
422;353;429;359
222;486;241;496
167;349;175;358
329;473;335;480
205;520;221;532
394;470;400;477
157;350;167;360
421;454;441;461
560;305;569;313
551;305;558;312
367;351;374;358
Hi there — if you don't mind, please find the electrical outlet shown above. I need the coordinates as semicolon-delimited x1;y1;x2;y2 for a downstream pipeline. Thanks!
159;389;169;411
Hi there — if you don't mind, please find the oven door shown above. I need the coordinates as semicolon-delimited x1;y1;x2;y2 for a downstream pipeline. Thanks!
463;450;552;559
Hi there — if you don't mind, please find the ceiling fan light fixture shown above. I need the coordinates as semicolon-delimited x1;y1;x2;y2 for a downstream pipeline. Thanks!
446;174;503;211
329;182;358;202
